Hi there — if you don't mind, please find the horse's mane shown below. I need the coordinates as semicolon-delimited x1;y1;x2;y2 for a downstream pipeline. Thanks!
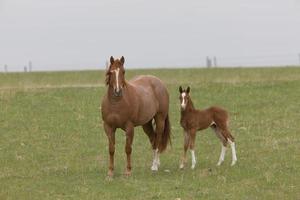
105;70;110;85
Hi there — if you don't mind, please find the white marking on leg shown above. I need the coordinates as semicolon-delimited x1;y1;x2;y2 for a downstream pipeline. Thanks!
181;92;187;109
228;139;237;166
210;121;216;126
151;149;159;171
154;148;160;166
190;150;196;169
217;144;227;166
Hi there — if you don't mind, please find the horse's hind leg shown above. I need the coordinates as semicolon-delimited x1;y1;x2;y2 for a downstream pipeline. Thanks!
150;114;167;171
211;125;227;166
142;120;160;171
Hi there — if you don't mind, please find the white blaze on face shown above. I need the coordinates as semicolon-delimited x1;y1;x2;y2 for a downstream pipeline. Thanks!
181;92;187;109
115;68;120;91
111;68;120;92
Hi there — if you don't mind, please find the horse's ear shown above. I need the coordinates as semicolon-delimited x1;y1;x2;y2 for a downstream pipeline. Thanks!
110;56;114;64
186;86;190;94
120;56;125;65
179;86;183;93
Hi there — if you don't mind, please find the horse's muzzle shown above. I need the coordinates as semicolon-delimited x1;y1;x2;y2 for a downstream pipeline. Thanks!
113;88;123;97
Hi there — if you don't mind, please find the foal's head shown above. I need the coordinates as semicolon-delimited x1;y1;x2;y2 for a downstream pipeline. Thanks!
106;56;126;97
179;86;191;110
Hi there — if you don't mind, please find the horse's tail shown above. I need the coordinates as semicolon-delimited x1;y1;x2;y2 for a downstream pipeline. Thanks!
158;114;171;153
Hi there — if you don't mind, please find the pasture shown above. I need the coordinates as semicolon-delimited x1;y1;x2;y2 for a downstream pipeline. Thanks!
0;67;299;199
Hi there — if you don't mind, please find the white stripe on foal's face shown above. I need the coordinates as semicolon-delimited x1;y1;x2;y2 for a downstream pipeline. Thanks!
181;92;187;109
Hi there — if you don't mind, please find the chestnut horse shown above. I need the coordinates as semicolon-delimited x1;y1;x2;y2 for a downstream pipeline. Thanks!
101;56;171;177
178;86;237;169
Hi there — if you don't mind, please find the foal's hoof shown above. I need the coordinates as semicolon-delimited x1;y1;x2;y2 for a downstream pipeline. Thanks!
231;160;237;166
179;164;185;169
107;170;114;177
191;165;196;170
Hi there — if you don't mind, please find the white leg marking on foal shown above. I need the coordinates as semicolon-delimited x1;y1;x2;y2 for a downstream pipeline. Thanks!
151;149;159;171
156;149;160;166
190;150;196;169
217;144;227;166
228;139;237;166
179;163;184;169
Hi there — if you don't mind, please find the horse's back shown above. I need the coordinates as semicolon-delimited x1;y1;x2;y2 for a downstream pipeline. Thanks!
129;75;169;112
130;75;168;95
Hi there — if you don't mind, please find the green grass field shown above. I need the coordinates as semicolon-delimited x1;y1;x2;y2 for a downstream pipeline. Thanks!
1;67;299;199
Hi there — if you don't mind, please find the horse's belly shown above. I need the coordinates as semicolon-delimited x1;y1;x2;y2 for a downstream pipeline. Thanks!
133;94;157;126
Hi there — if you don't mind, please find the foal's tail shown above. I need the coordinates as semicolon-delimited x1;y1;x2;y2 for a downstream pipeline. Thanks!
158;114;171;153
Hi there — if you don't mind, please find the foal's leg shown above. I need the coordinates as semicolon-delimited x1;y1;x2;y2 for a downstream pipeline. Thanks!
104;123;116;177
215;125;237;166
189;129;197;169
226;131;237;166
211;126;227;166
125;123;134;176
142;120;160;171
180;130;189;169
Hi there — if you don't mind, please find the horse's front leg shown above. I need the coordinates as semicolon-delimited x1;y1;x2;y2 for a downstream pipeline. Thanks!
125;123;134;176
180;130;189;169
104;123;116;177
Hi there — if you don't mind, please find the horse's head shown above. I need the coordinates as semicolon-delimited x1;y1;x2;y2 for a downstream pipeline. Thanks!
106;56;126;97
179;86;190;110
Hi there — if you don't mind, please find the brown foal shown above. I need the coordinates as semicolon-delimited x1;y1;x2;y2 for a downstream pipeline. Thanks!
178;86;237;169
101;56;171;177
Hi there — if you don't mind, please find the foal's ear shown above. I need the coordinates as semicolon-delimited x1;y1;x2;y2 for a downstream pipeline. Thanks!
186;86;190;94
120;56;125;65
179;86;183;93
110;56;114;64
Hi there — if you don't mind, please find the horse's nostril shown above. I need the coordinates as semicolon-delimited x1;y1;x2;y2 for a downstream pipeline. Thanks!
114;89;122;97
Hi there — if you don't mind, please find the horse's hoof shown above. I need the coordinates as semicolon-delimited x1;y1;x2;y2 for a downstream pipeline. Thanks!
151;165;158;171
191;165;195;169
179;164;185;169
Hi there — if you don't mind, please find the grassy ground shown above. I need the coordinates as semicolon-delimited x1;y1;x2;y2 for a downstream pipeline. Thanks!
0;67;299;199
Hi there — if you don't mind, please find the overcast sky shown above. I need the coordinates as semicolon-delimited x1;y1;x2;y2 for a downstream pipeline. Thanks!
0;0;300;71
